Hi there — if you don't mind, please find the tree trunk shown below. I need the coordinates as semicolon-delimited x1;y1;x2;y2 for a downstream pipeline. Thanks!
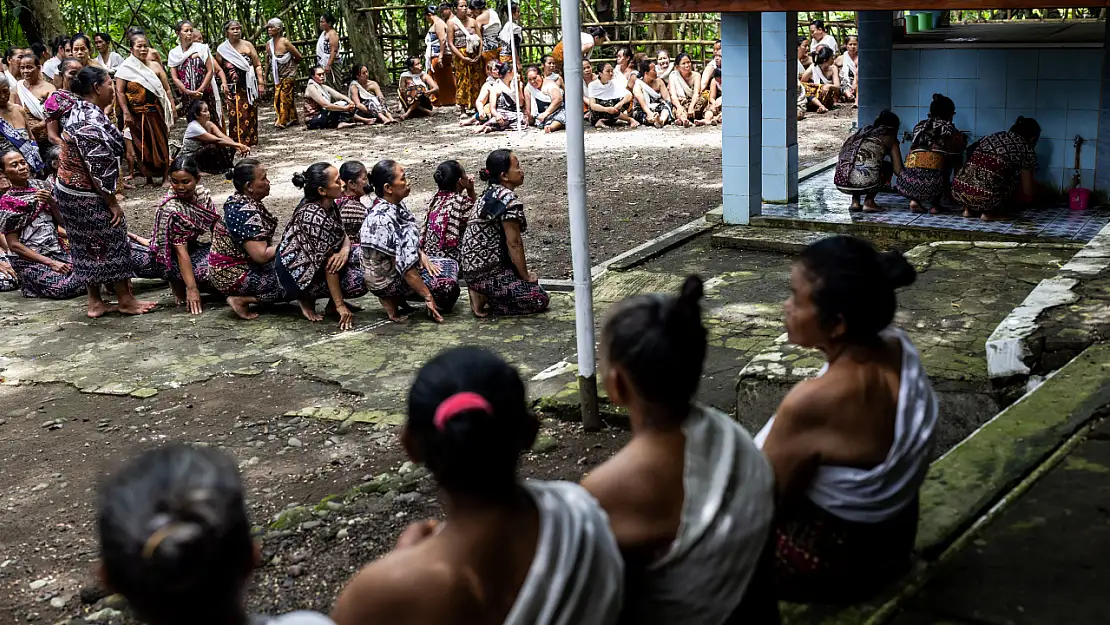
596;0;615;23
340;0;389;85
12;0;66;44
406;7;424;59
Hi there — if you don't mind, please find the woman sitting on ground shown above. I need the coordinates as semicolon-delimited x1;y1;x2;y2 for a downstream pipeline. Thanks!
0;74;43;175
801;46;839;113
588;63;637;129
398;56;439;120
98;444;337;625
276;162;368;330
834;110;903;212
755;236;935;604
654;48;674;84
0;236;16;292
331;346;623;625
180;100;249;175
422;159;475;265
208;159;286;320
840;35;858;106
475;62;524;134
304;65;363;130
669;53;710;127
348;64;395;125
0;150;84;299
952;116;1040;221
540;54;564;90
583;275;778;625
633;59;673;128
581;59;595;113
337;160;369;242
895;94;967;214
149;156;220;315
524;65;566;133
459;149;549;317
460;59;499;127
614;47;633;83
360;159;460;322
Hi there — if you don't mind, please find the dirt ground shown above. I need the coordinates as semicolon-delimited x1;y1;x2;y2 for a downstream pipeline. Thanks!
117;97;854;280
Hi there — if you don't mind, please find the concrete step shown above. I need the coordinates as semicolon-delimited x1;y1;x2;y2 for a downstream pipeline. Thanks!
711;225;831;254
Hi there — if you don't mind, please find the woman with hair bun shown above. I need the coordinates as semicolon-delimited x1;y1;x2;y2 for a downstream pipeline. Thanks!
148;155;219;314
895;94;966;214
952;115;1041;221
755;235;936;603
459;149;547;317
277;162;367;330
98;444;337;625
583;275;779;625
474;62;523;134
834;109;902;212
332;346;623;625
421;159;475;264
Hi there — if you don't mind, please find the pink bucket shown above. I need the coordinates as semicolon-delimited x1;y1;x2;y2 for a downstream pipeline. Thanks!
1069;187;1091;211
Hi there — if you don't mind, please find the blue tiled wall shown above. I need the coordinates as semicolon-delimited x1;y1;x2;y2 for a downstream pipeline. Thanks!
890;47;1104;191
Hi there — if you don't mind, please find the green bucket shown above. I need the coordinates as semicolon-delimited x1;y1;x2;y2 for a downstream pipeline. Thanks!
905;13;919;33
917;12;933;31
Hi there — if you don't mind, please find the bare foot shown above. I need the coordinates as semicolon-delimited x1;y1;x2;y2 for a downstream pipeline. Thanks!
87;301;118;318
380;297;408;322
863;201;884;213
629;119;641;128
849;202;863;212
930;206;946;215
298;297;323;322
118;299;158;315
171;281;186;307
963;208;974;218
469;290;489;318
337;122;357;129
980;211;1006;222
910;200;926;213
227;296;258;320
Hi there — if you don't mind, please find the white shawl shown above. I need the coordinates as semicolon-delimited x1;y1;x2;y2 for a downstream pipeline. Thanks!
755;327;938;523
167;43;222;120
502;480;623;625
587;78;627;101
268;39;292;86
525;82;548;115
840;52;857;87
217;40;259;105
16;81;45;120
115;55;175;129
624;405;774;625
669;72;696;101
316;32;331;68
350;81;381;109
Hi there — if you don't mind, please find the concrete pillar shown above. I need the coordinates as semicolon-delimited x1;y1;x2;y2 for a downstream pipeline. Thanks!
760;12;798;203
722;12;763;225
857;11;893;130
1096;19;1110;195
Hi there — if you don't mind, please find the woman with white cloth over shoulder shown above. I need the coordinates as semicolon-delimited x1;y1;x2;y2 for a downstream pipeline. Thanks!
265;18;303;129
115;33;175;187
215;20;265;147
168;20;227;131
304;66;369;130
348;63;395;125
331;346;624;625
583;275;780;625
15;52;54;142
755;235;936;604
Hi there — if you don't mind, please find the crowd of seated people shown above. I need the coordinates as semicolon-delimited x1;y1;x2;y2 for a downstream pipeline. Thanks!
93;231;938;625
797;20;858;115
836;101;1041;221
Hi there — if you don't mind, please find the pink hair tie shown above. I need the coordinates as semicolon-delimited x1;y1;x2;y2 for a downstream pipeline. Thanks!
434;392;493;431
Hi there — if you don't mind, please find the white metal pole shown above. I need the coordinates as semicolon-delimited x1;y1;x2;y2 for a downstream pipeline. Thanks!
557;0;600;429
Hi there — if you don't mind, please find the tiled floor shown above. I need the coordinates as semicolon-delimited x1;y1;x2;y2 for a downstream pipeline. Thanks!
758;169;1110;242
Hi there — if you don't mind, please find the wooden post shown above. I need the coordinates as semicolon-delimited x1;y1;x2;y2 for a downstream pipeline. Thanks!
340;0;390;84
406;5;425;58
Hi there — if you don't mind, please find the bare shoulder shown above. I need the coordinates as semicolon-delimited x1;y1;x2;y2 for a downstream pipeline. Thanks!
331;547;443;625
777;378;839;430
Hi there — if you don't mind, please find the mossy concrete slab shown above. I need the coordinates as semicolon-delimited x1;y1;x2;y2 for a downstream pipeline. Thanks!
711;225;832;254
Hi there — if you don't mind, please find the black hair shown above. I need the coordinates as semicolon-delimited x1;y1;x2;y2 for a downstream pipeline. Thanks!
615;46;632;62
405;56;421;72
94;32;112;45
3;46;15;64
311;64;327;76
479;149;513;183
1011;116;1041;143
525;64;542;78
40;144;62;171
815;46;835;65
874;109;900;130
425;3;438;15
598;61;615;74
320;12;337;26
59;57;82;75
928;93;955;120
438;1;454;12
169;155;201;180
674;52;692;67
128;31;150;48
469;0;487;10
70;33;93;50
798;236;916;345
223;20;242;34
349;64;369;81
0;149;24;170
186;99;209;122
339;160;367;187
797;35;808;47
17;52;38;66
31;42;47;59
847;35;859;43
291;162;335;202
603;275;708;411
541;54;556;65
175;20;193;33
407;347;533;499
226;158;263;194
811;19;826;30
53;35;69;53
369;159;400;197
500;1;520;13
494;61;513;78
588;26;608;40
638;58;655;77
98;444;253;625
71;66;109;96
433;159;466;191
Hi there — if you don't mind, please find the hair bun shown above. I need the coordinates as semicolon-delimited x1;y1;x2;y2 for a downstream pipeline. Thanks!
678;274;704;305
291;172;306;189
478;168;492;182
224;169;235;181
878;250;917;289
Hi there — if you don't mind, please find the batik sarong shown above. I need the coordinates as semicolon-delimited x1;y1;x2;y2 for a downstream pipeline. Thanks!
123;82;170;180
453;57;483;110
370;256;460;312
465;264;549;316
222;59;258;147
274;77;298;127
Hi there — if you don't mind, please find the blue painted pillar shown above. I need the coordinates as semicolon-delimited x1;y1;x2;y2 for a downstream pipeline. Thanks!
761;12;798;203
857;11;893;130
1096;19;1110;195
722;12;762;225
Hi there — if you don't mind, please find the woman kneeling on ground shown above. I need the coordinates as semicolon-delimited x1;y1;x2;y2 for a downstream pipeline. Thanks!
98;444;337;625
422;159;475;265
361;159;460;322
304;65;364;130
337;160;369;243
149;155;220;314
331;346;623;625
398;56;439;120
348;64;395;125
208;159;286;319
755;235;937;604
894;94;967;214
952;116;1040;221
459;149;549;317
669;53;711;127
475;62;524;134
800;46;839;113
0;150;84;299
588;63;637;129
582;275;779;625
524;65;566;133
276;162;368;330
834;110;903;212
180;100;249;175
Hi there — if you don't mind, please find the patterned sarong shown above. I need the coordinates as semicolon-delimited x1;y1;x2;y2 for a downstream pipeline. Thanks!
274;76;298;127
